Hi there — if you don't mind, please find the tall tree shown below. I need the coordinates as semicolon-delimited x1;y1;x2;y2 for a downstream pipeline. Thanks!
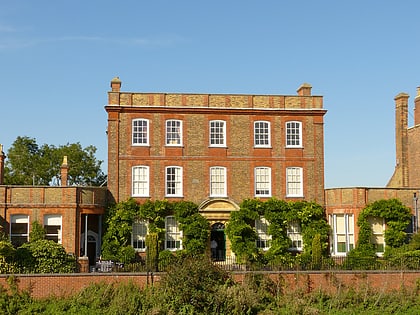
4;136;42;185
4;136;106;186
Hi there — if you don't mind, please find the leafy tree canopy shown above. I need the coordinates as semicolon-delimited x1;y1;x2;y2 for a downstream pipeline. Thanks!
4;136;106;186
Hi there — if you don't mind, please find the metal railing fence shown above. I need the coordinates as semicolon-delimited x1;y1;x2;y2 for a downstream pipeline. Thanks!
94;255;420;273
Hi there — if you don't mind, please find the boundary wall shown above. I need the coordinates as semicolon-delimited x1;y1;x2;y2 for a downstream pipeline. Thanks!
0;271;419;299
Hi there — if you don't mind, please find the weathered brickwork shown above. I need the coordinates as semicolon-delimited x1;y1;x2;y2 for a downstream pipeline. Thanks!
325;187;419;245
105;78;326;259
106;77;326;208
0;186;107;259
408;125;420;187
1;271;418;299
388;88;420;188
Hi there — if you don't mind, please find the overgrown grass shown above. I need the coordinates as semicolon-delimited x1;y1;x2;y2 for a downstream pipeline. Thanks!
0;257;419;314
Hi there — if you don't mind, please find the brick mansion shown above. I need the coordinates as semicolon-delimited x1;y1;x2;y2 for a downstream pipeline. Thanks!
1;78;420;266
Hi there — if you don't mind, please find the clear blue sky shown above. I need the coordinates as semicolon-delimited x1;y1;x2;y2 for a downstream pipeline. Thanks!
1;1;419;188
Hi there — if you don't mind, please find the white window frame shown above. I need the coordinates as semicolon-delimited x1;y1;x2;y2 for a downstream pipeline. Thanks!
286;167;303;197
210;166;227;197
44;214;62;244
166;119;182;146
330;214;354;256
368;216;385;256
132;166;150;197
165;216;182;251
254;167;271;197
132;118;149;146
10;215;29;246
209;120;226;147
132;219;148;252
165;166;183;197
255;217;271;250
254;121;271;147
286;121;302;148
287;220;303;251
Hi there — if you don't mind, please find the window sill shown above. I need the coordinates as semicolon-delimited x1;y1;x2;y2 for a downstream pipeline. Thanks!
285;146;303;149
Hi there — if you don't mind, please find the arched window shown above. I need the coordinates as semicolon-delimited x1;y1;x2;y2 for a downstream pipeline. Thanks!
209;120;226;147
132;118;149;145
286;167;303;197
166;119;182;146
210;166;227;197
165;166;183;197
165;216;182;250
255;217;271;250
132;166;149;197
254;121;270;147
132;219;148;252
255;167;271;197
285;121;302;147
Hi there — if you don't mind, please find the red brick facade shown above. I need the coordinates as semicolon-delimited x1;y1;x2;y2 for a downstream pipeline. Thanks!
0;185;107;264
105;78;326;206
2;79;420;265
105;78;327;258
324;187;419;248
388;87;420;188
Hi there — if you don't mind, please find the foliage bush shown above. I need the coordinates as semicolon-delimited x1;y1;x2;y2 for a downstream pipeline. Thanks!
225;198;330;266
347;198;412;268
101;199;138;262
155;256;231;313
102;199;209;264
0;241;18;274
0;257;420;314
18;240;76;273
384;232;420;269
145;232;159;272
0;221;76;274
29;221;45;242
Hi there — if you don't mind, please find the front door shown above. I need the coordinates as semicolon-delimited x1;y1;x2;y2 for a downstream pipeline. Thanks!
211;223;226;261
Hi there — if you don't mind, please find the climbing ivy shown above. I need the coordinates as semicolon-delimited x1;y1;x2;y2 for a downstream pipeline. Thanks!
353;198;412;254
101;199;209;262
101;199;139;262
225;198;330;265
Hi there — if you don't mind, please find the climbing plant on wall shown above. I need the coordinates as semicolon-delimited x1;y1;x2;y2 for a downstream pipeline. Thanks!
101;199;209;263
225;198;330;265
353;198;412;254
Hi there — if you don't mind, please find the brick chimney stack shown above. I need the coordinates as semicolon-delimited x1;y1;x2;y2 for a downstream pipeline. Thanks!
297;83;312;96
394;93;409;187
0;144;5;185
414;86;420;126
60;156;68;187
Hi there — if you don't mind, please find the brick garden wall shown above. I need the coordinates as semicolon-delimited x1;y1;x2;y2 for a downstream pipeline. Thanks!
1;271;418;299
